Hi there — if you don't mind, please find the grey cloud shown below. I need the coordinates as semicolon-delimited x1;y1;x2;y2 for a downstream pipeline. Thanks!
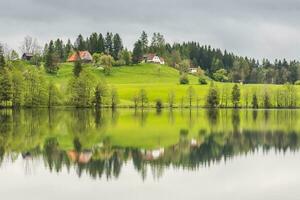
0;0;300;60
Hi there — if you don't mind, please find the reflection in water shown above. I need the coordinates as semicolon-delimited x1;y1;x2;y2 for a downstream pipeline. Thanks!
0;109;299;180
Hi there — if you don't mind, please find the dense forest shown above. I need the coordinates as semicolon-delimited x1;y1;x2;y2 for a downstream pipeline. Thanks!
39;31;300;84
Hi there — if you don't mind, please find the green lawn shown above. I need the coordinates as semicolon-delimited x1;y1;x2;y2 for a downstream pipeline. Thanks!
44;62;300;107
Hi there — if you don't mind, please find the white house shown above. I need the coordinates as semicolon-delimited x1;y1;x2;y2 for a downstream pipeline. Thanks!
145;54;165;65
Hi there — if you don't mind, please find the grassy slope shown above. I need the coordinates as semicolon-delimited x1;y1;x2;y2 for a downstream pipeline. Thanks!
45;62;300;107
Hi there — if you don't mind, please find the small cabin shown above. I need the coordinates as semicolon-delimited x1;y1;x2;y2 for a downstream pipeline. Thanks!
22;53;33;61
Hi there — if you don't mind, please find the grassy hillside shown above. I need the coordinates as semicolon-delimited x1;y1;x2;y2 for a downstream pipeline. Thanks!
42;62;299;107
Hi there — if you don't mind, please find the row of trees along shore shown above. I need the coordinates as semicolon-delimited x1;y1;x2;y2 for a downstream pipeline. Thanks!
0;62;298;109
0;32;299;109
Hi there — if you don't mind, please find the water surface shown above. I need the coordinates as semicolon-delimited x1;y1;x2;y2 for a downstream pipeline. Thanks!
0;109;299;200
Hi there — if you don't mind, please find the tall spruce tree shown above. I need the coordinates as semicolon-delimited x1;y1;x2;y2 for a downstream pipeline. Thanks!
132;40;143;64
112;33;123;60
104;32;113;55
75;34;86;51
98;33;105;53
64;39;73;60
45;40;58;74
73;58;82;77
88;32;99;54
140;31;148;54
54;39;64;61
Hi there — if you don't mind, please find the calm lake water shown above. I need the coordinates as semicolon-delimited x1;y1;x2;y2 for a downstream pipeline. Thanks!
0;109;300;200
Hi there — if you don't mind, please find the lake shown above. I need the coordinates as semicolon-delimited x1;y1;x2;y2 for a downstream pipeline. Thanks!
0;109;300;200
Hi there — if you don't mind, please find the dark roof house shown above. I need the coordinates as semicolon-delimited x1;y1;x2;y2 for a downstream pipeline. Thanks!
22;53;33;61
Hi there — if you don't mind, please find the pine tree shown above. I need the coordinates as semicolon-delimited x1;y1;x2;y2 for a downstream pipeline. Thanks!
73;59;82;77
75;34;86;51
252;93;259;108
98;33;105;53
54;39;64;61
263;91;271;108
112;33;123;60
140;31;148;54
64;39;73;60
132;40;143;64
104;32;113;55
45;40;58;74
88;32;99;54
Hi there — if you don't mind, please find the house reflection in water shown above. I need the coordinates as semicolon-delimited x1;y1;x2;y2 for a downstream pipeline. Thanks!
67;150;93;164
141;148;165;161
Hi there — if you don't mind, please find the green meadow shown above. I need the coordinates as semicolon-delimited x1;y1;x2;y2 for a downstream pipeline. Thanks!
43;62;300;107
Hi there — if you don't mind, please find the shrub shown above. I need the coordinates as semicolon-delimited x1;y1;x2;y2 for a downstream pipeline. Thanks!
179;74;189;85
156;99;163;110
231;84;240;108
252;93;259;109
198;77;207;85
113;59;126;67
295;80;300;85
206;82;219;108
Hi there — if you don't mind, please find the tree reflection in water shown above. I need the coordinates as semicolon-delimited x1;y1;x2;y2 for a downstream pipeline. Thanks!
0;109;299;180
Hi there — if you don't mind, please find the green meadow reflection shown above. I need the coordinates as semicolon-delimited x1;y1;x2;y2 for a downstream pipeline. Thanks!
0;109;299;180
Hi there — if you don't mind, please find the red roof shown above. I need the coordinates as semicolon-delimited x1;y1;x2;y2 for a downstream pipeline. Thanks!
67;51;93;62
146;53;156;60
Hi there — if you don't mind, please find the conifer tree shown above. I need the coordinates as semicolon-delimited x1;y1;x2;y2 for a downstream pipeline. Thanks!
132;40;143;64
73;59;82;77
98;33;105;53
252;93;259;109
104;32;113;55
64;39;73;60
45;40;59;74
140;31;148;54
112;33;123;60
75;34;86;51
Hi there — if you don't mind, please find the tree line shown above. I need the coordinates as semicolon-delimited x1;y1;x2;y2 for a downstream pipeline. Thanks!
2;32;300;84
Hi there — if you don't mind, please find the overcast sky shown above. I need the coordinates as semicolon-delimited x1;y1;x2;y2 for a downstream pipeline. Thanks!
0;0;300;60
